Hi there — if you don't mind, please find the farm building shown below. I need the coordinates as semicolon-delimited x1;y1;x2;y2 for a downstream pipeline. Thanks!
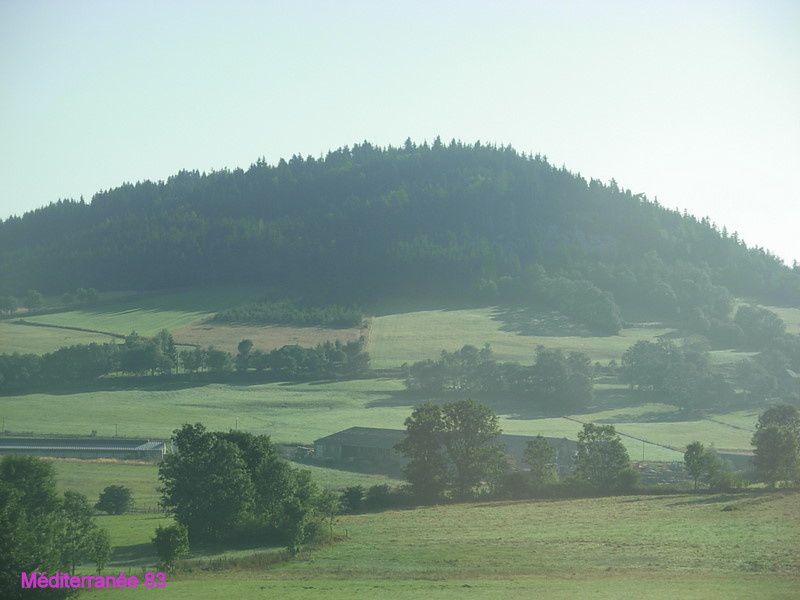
313;427;577;474
0;436;168;461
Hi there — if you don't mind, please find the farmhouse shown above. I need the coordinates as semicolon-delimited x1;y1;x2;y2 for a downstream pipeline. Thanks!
0;436;168;461
313;426;577;474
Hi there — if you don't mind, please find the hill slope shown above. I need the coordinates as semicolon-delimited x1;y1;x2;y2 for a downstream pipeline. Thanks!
2;140;799;330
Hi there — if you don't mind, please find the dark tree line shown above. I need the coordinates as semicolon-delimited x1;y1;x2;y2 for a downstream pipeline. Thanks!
404;344;594;413
2;141;798;330
621;339;731;411
213;299;363;328
182;337;370;380
0;332;370;394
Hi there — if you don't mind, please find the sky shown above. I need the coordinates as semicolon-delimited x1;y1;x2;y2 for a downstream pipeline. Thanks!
1;0;798;264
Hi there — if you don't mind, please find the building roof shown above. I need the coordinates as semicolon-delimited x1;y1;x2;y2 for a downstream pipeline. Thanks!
313;427;576;452
314;427;405;450
0;437;166;452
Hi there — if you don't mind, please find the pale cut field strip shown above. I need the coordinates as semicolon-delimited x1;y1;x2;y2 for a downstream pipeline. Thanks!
762;304;800;334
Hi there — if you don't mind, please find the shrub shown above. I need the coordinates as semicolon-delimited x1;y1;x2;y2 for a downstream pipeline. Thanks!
364;484;392;510
340;486;365;513
95;484;134;514
153;523;189;571
496;471;534;499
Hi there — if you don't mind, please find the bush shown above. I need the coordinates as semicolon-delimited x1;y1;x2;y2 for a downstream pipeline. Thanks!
708;470;744;492
613;467;640;493
340;486;364;513
95;484;134;514
364;484;392;510
496;471;534;499
153;523;190;571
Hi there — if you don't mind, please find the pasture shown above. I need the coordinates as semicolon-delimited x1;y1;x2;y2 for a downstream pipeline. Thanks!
1;377;757;462
0;289;768;467
79;491;800;599
48;457;401;514
22;286;260;338
0;321;116;354
763;304;800;335
367;307;678;368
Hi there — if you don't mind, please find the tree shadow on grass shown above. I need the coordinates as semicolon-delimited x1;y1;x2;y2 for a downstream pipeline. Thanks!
666;494;743;507
490;305;595;337
110;543;156;567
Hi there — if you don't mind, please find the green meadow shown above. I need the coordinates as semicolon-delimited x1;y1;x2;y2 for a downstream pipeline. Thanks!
2;376;758;463
0;286;792;600
21;287;260;338
367;307;678;368
760;304;800;335
0;321;116;355
49;457;400;515
77;491;799;599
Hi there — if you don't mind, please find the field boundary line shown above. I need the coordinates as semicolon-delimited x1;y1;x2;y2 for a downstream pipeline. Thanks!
703;417;755;433
11;319;126;339
561;415;684;453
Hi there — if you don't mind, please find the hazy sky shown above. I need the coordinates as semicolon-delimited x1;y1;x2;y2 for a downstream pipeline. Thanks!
1;1;798;264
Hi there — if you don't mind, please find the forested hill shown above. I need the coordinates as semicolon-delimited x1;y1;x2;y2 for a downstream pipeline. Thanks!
1;139;799;326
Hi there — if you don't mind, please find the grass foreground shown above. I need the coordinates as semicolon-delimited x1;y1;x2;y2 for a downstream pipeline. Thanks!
79;490;799;599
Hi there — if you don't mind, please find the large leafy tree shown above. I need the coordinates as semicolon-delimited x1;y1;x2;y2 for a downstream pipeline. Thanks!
442;400;506;499
396;403;448;502
60;491;104;574
159;423;255;539
524;436;558;487
159;425;321;551
575;423;636;491
752;404;800;487
684;441;706;490
0;456;66;599
397;399;505;501
0;456;108;599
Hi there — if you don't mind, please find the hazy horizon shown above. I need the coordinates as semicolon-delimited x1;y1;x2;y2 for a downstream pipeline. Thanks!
1;0;798;264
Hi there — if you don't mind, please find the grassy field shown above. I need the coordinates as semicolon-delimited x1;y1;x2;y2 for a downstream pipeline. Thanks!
0;379;410;442
0;290;767;467
22;287;260;338
0;321;117;354
367;307;677;368
3;286;364;355
48;457;400;516
2;376;759;462
50;458;161;509
763;304;800;335
79;490;800;599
